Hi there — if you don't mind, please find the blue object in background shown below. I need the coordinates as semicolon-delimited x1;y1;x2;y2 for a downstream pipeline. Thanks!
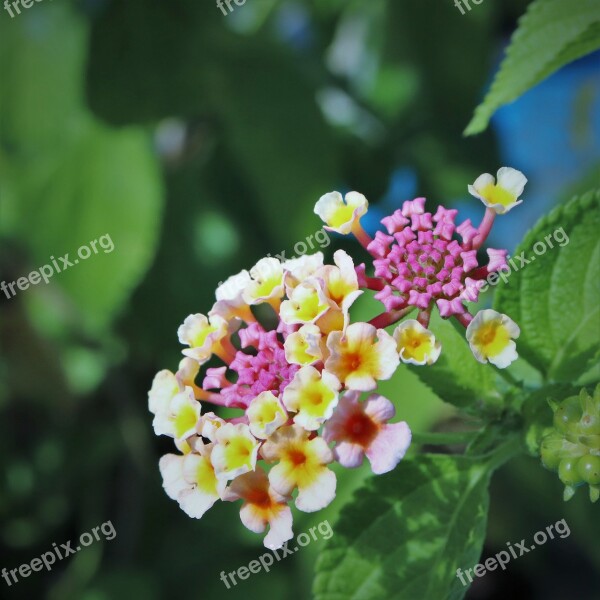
489;50;600;251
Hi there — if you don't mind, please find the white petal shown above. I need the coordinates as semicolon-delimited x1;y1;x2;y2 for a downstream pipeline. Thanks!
334;441;365;468
295;469;336;512
264;506;294;550
178;487;218;519
363;394;396;424
239;503;268;534
488;340;519;369
365;422;411;474
496;167;527;198
468;173;494;197
159;454;187;500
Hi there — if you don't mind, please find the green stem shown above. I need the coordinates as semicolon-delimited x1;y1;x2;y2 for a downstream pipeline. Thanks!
412;431;479;446
483;435;523;472
495;367;522;388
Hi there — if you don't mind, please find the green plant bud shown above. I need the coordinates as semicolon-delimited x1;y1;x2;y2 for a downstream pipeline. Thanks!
577;455;600;485
553;396;583;434
540;438;562;470
563;485;576;502
558;458;584;486
577;391;600;437
573;434;600;450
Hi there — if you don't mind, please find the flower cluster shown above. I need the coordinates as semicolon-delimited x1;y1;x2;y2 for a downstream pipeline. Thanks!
315;167;526;367
150;249;411;549
149;166;525;547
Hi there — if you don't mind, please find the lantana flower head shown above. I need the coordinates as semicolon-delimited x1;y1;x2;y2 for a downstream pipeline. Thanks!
150;250;411;548
150;168;525;548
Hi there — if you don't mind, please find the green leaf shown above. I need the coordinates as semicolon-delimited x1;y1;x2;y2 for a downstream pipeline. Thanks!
494;189;600;382
465;0;600;135
13;119;164;332
314;454;493;600
0;4;87;153
0;4;164;334
409;313;501;410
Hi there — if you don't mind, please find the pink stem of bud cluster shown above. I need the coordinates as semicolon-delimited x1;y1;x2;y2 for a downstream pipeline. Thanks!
368;306;415;329
472;208;496;250
417;307;432;329
456;312;473;328
352;222;373;250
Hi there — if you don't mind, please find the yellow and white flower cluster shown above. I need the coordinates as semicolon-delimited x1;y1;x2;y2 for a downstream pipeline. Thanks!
149;250;411;549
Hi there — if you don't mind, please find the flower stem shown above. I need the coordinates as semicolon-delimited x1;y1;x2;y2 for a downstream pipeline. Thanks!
364;277;385;291
352;221;373;250
472;208;496;250
368;306;414;329
495;367;522;388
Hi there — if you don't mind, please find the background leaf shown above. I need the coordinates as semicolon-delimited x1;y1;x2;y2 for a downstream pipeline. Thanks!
0;6;164;334
313;454;493;600
465;0;600;135
494;188;600;381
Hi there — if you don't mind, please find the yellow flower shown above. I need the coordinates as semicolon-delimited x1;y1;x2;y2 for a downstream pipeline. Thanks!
148;369;181;417
247;391;288;440
211;423;260;481
261;425;336;512
152;385;201;441
199;412;226;442
314;191;368;234
325;323;400;391
393;320;441;366
282;366;340;431
315;250;363;330
466;309;520;368
243;257;285;306
284;324;323;366
178;313;228;364
282;253;324;291
280;279;332;325
211;269;254;322
468;167;527;215
159;442;225;519
317;250;359;306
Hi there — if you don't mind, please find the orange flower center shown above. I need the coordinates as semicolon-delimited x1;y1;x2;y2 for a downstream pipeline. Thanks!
246;488;272;509
344;352;363;372
344;412;379;447
287;449;308;466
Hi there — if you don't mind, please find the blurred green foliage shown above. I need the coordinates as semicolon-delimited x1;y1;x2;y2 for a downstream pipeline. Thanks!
0;1;598;599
